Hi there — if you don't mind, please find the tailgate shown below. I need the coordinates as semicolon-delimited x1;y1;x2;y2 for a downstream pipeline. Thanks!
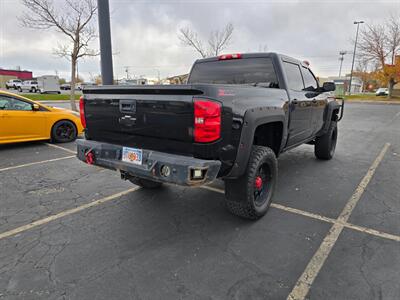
83;85;204;151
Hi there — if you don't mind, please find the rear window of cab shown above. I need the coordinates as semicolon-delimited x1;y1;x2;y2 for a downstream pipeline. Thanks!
188;58;279;88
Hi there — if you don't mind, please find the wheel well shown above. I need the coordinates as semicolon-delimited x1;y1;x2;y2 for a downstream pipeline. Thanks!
253;122;283;156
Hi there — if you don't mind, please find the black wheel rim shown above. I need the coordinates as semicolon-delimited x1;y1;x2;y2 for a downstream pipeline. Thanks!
253;163;272;207
55;123;75;141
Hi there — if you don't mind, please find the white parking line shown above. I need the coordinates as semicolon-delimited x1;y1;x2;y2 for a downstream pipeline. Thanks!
201;185;225;194
287;142;391;300
0;187;140;241
44;142;76;154
0;155;75;172
200;185;400;242
343;222;400;242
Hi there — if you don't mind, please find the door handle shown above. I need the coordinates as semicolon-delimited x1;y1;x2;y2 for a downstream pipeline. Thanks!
312;99;317;103
292;99;299;105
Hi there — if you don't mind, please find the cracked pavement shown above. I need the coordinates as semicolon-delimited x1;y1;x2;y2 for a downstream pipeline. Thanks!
0;102;399;299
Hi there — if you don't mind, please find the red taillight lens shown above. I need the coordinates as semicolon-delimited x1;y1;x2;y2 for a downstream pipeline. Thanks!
79;96;86;128
218;53;242;60
194;99;221;143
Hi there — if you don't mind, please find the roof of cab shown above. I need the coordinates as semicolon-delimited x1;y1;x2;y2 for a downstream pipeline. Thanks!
194;52;307;67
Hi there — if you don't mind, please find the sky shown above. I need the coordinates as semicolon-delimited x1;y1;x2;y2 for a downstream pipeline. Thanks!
1;0;399;82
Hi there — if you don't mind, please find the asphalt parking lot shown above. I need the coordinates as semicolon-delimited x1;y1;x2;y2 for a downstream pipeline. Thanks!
0;102;399;300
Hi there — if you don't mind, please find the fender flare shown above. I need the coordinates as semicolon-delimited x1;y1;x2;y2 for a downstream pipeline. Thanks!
319;100;342;136
225;107;286;179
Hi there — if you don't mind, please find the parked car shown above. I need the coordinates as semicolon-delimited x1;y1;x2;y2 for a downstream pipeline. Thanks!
375;87;389;96
37;75;61;94
0;90;83;144
60;83;71;90
77;52;343;220
76;82;96;90
17;80;38;93
5;79;22;90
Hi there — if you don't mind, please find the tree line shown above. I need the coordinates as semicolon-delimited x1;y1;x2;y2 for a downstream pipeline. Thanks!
357;16;400;97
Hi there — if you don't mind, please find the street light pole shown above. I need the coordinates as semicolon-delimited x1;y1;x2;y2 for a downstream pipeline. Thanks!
348;21;364;95
97;0;114;85
338;51;346;77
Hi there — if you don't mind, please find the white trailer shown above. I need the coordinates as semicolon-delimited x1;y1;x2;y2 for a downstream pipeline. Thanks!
37;75;60;94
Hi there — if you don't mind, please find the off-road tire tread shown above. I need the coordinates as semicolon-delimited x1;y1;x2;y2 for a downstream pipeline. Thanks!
225;146;277;220
315;121;337;160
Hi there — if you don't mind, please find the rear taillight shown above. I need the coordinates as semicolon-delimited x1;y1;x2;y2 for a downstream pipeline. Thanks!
79;96;86;128
194;99;221;143
218;53;242;60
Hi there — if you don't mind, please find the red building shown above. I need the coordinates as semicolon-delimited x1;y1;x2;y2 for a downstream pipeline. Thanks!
0;68;33;80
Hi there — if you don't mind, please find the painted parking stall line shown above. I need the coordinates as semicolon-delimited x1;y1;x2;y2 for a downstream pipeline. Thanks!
287;142;391;300
200;184;400;242
44;142;76;154
0;187;140;241
0;155;75;172
342;221;400;242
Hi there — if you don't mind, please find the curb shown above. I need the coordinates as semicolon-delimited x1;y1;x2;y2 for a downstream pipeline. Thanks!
38;100;79;104
345;100;400;105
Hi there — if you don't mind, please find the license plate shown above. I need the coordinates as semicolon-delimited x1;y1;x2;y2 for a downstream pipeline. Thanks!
122;147;142;165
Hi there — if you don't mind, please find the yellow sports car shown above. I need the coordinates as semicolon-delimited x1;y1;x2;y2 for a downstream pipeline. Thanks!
0;90;84;144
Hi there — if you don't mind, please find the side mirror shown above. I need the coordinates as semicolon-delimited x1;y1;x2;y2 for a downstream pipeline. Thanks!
322;82;336;92
32;103;40;111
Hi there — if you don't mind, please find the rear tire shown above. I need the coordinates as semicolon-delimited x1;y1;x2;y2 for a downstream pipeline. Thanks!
315;121;337;160
224;145;277;220
51;120;77;143
128;177;163;189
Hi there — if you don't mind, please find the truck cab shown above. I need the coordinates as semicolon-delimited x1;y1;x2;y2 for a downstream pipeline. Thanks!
18;80;38;93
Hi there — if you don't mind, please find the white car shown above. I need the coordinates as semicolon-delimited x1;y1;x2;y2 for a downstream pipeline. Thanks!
18;80;39;93
5;79;22;89
375;88;389;96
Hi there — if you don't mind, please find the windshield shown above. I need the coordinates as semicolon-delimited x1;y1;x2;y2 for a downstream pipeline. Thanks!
188;57;279;87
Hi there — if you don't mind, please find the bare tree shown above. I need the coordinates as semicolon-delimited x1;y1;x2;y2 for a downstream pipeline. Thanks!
20;0;98;111
179;23;234;58
358;16;400;97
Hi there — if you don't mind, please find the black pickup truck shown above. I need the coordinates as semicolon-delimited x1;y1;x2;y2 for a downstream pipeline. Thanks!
77;52;343;220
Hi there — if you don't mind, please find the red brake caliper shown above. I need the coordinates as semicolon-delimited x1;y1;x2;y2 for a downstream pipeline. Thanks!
255;176;263;190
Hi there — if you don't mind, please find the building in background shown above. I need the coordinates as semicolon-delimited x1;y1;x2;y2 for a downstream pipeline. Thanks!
0;68;33;88
117;78;148;85
393;82;400;97
167;74;189;84
319;75;363;95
